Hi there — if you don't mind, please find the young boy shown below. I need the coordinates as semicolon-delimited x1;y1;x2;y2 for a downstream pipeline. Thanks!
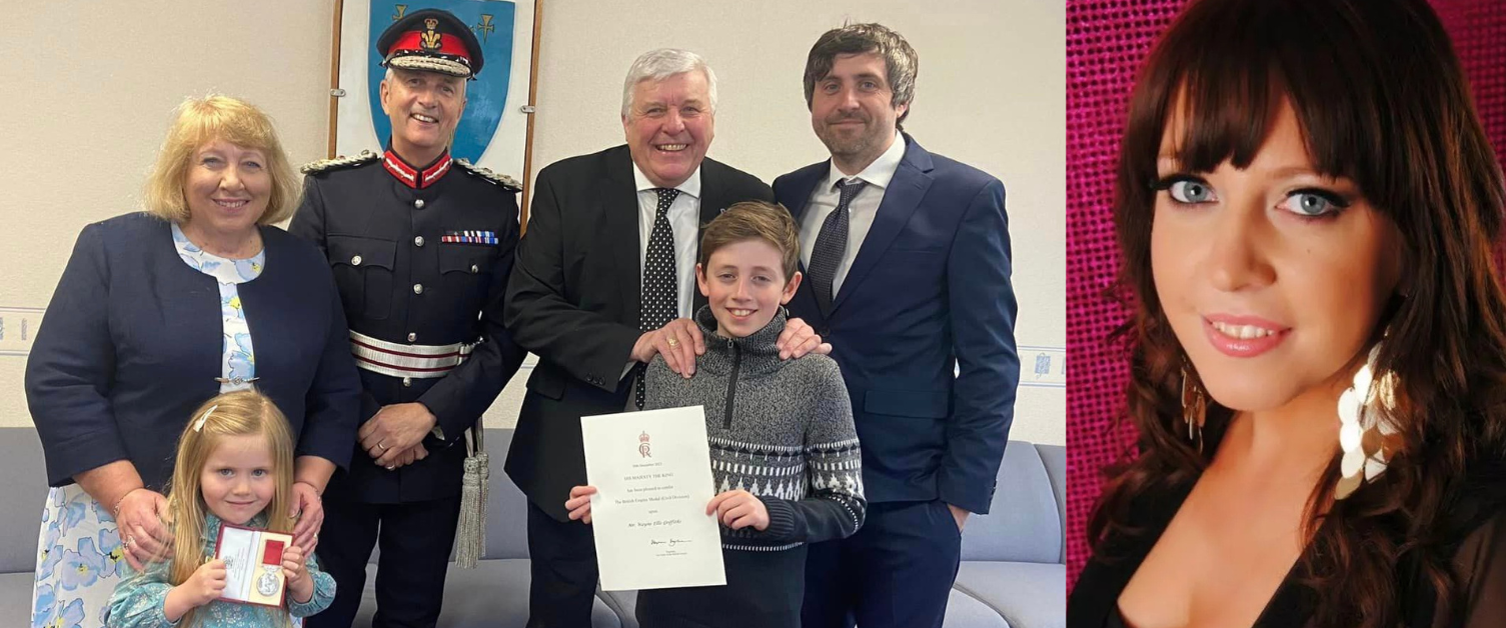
566;201;865;628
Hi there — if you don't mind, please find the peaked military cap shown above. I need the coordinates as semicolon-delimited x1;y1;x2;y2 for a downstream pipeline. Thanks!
376;9;483;78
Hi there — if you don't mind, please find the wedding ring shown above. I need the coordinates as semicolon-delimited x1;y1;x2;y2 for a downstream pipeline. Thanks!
378;441;389;451
385;465;396;471
667;336;679;347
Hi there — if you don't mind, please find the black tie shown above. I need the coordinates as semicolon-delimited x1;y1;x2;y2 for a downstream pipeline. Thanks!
638;187;681;409
807;178;868;317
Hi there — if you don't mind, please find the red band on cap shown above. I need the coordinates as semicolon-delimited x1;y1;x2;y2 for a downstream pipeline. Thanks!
263;539;284;565
387;31;471;61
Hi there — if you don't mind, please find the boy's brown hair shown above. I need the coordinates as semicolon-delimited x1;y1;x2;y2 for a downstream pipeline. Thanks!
698;201;801;281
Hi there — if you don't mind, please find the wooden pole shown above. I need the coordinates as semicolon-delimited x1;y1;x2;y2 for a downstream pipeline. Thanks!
520;0;544;233
327;0;345;159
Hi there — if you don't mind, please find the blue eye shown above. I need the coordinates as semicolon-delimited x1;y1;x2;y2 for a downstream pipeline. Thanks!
218;468;234;477
1279;189;1350;217
1166;179;1216;204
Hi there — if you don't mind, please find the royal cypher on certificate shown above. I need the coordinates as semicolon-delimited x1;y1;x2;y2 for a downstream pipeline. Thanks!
580;406;726;591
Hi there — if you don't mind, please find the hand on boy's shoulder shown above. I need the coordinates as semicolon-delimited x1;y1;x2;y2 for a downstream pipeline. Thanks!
777;316;832;360
634;318;705;378
646;353;696;388
777;349;843;378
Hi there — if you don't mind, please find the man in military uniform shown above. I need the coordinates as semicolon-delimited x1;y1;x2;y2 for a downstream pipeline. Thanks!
289;9;526;628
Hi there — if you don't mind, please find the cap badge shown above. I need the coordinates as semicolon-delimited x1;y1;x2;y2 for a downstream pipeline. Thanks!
420;18;441;50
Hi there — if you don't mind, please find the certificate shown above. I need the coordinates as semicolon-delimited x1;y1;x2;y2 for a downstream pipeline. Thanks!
214;524;292;607
580;406;726;591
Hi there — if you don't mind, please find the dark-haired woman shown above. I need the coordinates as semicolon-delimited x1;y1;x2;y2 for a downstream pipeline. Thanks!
1068;0;1506;626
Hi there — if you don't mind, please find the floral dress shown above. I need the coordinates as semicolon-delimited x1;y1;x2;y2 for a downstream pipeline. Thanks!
29;224;265;628
106;513;335;628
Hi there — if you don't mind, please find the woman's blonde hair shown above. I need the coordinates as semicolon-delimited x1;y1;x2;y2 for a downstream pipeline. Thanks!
151;389;297;627
143;95;299;225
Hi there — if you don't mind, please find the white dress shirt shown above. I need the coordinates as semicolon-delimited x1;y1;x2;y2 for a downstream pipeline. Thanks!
799;130;907;297
633;163;702;321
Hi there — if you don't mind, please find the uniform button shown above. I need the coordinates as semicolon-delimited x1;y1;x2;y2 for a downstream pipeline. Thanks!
470;264;479;273
414;236;425;247
402;377;412;387
413;284;424;295
414;199;425;209
351;255;363;266
407;332;417;342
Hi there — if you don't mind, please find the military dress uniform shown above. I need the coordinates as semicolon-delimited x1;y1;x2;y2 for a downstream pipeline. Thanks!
289;10;526;627
290;146;526;627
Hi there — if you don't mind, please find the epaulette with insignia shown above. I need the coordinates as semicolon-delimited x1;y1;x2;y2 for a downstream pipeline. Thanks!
454;158;523;192
300;150;379;175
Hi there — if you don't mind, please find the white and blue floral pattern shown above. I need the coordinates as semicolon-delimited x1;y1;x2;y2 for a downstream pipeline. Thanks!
30;226;268;628
30;485;125;628
170;223;264;392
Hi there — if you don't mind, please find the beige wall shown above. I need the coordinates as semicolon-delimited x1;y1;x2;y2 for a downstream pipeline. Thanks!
0;0;1064;445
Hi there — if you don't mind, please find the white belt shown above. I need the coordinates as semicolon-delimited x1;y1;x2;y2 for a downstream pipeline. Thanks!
349;330;473;379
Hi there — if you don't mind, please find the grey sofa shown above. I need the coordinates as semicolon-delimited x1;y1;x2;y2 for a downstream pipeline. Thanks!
2;427;1063;627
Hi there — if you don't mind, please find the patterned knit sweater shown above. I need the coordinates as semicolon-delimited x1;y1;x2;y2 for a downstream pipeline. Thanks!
646;306;866;552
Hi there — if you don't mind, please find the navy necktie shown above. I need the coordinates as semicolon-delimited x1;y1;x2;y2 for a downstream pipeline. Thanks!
807;178;868;316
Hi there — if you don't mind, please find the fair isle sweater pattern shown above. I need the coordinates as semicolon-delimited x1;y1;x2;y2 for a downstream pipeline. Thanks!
646;307;865;552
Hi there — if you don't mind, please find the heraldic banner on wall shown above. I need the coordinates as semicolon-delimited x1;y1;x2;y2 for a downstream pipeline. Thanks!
332;0;539;186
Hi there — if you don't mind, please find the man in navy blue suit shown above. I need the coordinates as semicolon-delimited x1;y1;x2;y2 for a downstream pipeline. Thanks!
777;23;1021;628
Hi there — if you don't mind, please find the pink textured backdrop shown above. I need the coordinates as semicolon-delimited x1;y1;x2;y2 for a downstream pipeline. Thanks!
1065;0;1506;591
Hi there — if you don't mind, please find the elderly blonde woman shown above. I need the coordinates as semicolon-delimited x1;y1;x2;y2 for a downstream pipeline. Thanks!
24;95;360;628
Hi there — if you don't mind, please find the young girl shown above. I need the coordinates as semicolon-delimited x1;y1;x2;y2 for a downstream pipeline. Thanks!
107;390;336;627
566;201;866;628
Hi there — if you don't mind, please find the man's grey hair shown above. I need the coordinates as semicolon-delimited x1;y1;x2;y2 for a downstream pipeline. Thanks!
383;67;468;98
620;48;718;119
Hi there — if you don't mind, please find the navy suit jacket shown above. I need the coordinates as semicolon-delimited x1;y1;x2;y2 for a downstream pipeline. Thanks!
25;212;362;492
773;134;1019;514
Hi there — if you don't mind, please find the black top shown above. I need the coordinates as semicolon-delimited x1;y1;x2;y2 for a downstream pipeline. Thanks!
1070;441;1506;627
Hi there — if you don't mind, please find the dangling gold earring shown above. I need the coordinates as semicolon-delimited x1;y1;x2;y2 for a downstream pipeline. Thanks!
1180;360;1207;453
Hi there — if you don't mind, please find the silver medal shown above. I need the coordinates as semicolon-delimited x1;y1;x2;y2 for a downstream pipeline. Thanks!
257;565;280;597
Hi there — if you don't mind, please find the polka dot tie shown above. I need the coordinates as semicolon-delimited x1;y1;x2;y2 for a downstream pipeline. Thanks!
807;178;868;317
637;187;681;409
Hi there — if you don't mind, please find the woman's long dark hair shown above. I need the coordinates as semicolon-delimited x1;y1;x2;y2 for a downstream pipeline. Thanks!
1087;0;1506;625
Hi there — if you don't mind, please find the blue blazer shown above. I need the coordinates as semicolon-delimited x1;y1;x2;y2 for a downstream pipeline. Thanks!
25;212;362;492
773;134;1020;514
